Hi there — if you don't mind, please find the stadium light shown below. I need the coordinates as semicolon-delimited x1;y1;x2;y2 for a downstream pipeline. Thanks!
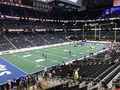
1;15;4;18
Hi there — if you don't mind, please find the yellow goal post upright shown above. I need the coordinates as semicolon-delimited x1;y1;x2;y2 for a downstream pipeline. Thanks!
98;22;117;42
82;23;97;40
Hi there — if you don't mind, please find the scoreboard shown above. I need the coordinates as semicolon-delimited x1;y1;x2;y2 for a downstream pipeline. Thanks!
103;6;120;15
0;0;22;4
103;0;120;15
68;0;80;3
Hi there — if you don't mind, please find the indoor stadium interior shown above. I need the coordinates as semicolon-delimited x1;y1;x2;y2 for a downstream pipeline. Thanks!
0;0;120;90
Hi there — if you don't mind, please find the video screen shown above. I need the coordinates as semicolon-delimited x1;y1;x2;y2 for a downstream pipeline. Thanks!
113;0;120;7
59;0;82;6
68;0;81;3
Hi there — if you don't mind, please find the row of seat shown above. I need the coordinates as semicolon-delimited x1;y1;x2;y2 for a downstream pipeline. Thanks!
0;32;69;51
47;50;120;89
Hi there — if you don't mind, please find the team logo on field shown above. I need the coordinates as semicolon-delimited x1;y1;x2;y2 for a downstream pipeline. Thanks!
0;64;6;69
0;64;11;76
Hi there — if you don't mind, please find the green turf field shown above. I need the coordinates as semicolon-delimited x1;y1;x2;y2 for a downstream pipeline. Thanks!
0;43;105;74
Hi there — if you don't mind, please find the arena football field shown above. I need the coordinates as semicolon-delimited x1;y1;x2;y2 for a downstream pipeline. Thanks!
0;43;107;84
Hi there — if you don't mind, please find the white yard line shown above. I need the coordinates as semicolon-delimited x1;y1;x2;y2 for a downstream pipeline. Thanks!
23;52;61;64
13;54;45;68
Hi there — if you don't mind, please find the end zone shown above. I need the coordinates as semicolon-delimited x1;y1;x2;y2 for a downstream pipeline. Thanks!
0;58;27;85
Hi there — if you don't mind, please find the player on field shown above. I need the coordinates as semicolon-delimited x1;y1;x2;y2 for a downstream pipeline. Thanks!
69;51;71;56
45;54;47;60
42;52;45;57
90;45;93;49
74;44;77;47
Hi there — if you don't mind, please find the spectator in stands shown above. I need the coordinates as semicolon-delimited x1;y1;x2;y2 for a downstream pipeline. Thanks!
55;63;61;69
114;59;120;63
22;77;27;90
68;61;73;67
19;75;27;89
41;71;45;78
12;78;17;90
104;85;108;90
68;68;73;77
31;75;36;85
74;69;79;80
44;67;47;72
19;79;23;90
7;78;12;90
47;71;52;79
83;56;87;64
35;74;39;88
59;69;63;78
27;74;31;86
62;61;66;65
25;75;29;88
52;70;56;77
35;74;39;82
